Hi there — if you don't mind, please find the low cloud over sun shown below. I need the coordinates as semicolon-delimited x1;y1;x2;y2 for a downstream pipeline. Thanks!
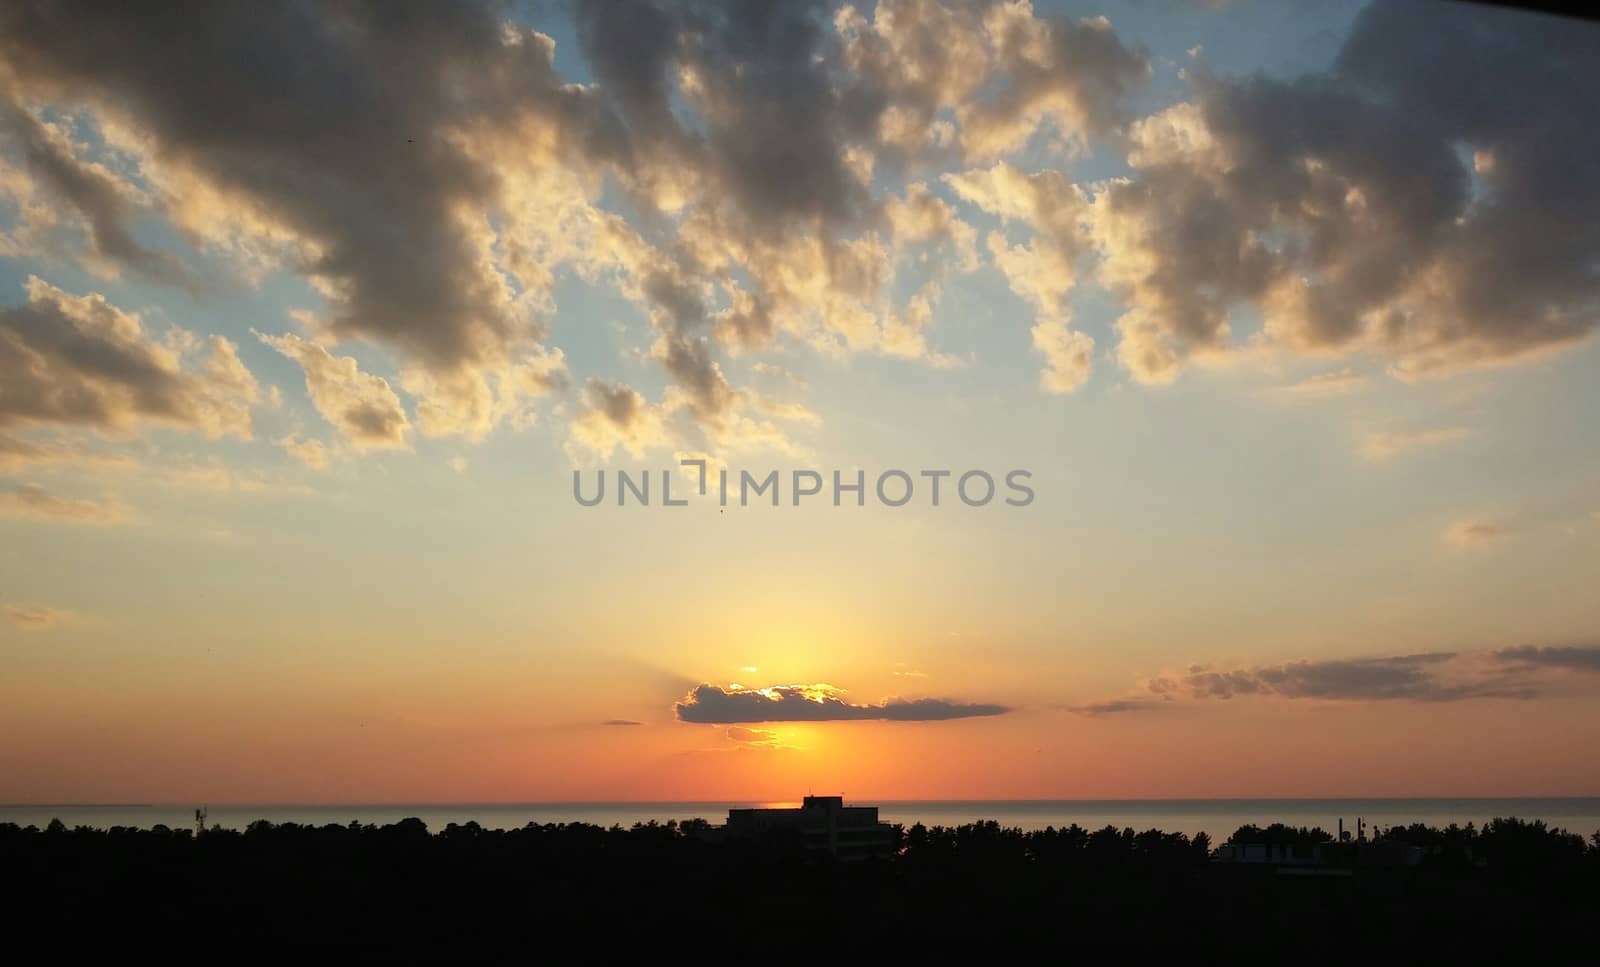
675;683;1009;724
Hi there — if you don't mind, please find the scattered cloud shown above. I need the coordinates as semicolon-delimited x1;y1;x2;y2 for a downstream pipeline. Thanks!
725;726;777;745
1361;426;1472;461
945;161;1095;392
0;482;124;523
602;719;644;727
1087;2;1600;384
0;0;1160;449
565;376;814;463
2;603;69;630
1;1;591;436
4;0;1588;453
159;463;311;496
674;683;1010;724
1078;644;1600;714
567;378;674;461
1445;520;1505;546
0;97;193;286
256;331;410;451
1151;653;1534;703
750;362;805;387
1065;698;1157;716
276;434;332;470
0;277;260;439
0;433;134;471
1274;368;1366;398
1494;645;1600;674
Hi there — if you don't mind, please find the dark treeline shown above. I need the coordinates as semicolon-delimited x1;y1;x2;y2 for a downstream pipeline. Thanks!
2;815;1597;954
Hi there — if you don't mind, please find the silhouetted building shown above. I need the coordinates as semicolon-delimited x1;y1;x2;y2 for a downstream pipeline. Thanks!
1213;839;1422;874
724;796;894;860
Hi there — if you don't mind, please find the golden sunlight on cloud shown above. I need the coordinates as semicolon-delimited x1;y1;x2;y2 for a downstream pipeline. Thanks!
256;331;411;451
1;277;261;439
945;162;1094;392
276;434;332;470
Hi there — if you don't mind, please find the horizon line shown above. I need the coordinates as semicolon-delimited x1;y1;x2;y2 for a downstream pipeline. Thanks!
8;794;1600;809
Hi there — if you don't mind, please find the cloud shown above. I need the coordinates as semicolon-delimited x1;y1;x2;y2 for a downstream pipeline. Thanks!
1494;646;1600;674
0;433;134;471
0;277;260;438
1274;368;1366;398
751;362;805;386
1444;520;1505;546
1082;643;1600;715
725;726;777;745
256;331;410;451
275;433;331;470
566;378;674;461
11;0;1588;451
1167;653;1528;703
603;719;644;727
1361;426;1471;461
0;95;192;286
1115;650;1549;710
565;375;815;462
564;0;1147;422
1065;698;1157;716
949;3;1150;161
836;0;1146;163
946;161;1095;392
2;603;69;630
885;182;979;272
0;1;1158;449
674;683;1010;723
0;482;123;523
400;346;568;442
158;463;310;497
0;0;605;437
1086;1;1600;383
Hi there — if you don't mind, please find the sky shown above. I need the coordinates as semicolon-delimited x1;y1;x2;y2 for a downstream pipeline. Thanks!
1;0;1598;804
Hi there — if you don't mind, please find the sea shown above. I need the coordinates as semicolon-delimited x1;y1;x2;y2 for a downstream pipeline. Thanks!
5;799;1600;841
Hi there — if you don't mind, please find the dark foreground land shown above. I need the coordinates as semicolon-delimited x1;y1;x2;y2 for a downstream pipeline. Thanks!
3;816;1598;956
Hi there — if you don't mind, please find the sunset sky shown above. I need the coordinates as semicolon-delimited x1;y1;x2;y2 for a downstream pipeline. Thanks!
2;0;1598;804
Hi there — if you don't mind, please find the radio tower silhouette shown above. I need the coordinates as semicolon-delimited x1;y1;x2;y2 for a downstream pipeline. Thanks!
194;807;207;837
